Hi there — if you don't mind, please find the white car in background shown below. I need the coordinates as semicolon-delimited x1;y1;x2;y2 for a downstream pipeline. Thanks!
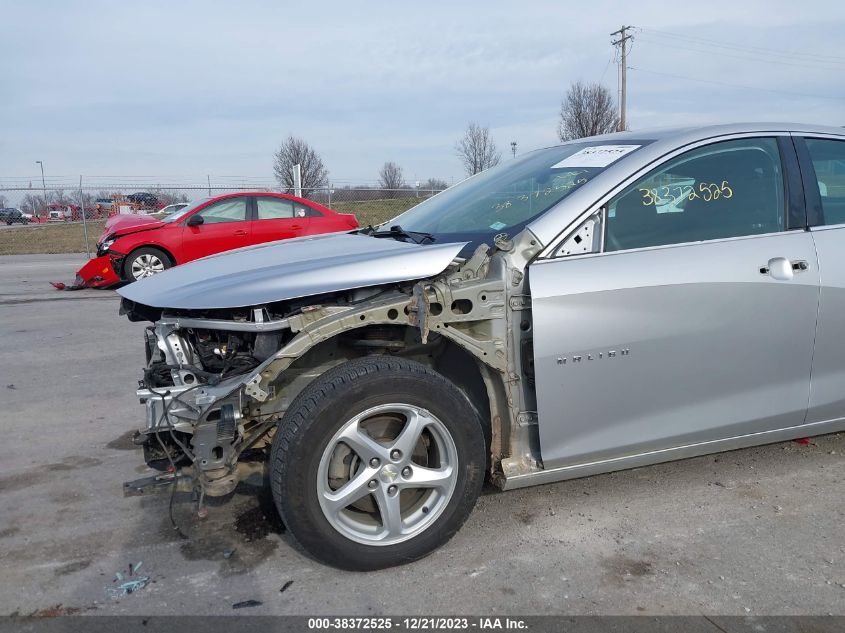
150;202;189;217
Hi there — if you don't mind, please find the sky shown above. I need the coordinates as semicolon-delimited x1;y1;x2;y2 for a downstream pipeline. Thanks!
1;0;844;188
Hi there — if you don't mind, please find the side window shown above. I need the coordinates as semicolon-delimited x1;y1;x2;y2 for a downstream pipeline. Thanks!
804;138;845;226
256;197;295;220
605;138;785;252
296;203;320;217
196;198;247;224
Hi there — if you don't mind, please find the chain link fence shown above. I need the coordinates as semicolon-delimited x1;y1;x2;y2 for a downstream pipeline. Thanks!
0;178;447;256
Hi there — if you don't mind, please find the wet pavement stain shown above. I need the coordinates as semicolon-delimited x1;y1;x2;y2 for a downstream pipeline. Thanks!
174;489;286;576
106;430;139;451
0;456;102;494
54;560;91;576
601;554;655;586
234;505;285;541
515;510;536;525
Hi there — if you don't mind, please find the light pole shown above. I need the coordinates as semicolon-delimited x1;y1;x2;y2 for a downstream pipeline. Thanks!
510;141;517;158
35;161;47;214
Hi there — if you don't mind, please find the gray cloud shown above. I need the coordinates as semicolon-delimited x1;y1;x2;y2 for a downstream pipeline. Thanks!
1;0;843;184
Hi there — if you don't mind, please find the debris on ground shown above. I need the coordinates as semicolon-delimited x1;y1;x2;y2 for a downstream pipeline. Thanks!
232;600;263;609
6;384;15;390
29;604;82;618
106;561;150;598
280;580;294;593
793;437;811;445
223;548;235;559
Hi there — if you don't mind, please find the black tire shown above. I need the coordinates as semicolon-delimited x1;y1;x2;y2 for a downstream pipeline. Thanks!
270;356;486;571
122;246;172;282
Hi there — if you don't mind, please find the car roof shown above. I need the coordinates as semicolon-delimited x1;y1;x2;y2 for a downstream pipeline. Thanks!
546;122;845;149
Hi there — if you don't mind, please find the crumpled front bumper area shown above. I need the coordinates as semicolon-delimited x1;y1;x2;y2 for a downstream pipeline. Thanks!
51;254;122;290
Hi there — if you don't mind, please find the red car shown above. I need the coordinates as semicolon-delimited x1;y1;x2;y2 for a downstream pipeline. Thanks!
61;192;358;289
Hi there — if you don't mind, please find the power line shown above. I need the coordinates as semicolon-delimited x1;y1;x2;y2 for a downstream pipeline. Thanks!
637;27;845;64
637;35;845;71
628;66;843;102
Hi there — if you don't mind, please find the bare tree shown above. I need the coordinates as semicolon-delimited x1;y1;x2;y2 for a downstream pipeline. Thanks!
557;81;620;141
378;161;404;197
20;193;45;215
422;178;448;191
51;189;69;205
273;135;329;198
149;188;190;206
455;123;501;176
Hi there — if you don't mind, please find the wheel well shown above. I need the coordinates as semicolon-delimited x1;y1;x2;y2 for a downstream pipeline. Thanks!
122;244;176;276
281;324;496;459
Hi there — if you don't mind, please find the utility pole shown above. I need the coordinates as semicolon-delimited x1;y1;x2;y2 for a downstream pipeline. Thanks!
35;160;47;213
79;175;90;259
610;25;633;132
510;141;517;158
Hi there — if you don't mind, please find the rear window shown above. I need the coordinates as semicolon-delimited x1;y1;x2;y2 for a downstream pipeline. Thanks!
804;138;845;226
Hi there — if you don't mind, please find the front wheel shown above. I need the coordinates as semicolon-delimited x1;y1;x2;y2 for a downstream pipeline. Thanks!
123;247;172;281
270;356;486;570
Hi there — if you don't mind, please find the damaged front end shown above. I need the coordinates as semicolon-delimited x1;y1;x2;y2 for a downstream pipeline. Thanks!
51;254;123;290
120;232;544;506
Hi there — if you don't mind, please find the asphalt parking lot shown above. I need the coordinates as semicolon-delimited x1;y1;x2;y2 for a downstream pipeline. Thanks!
0;253;843;616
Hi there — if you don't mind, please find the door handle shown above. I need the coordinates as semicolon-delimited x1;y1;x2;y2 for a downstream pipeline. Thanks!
290;224;303;230
234;230;248;236
759;257;809;281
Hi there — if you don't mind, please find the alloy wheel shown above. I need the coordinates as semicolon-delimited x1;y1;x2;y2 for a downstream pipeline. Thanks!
316;403;459;546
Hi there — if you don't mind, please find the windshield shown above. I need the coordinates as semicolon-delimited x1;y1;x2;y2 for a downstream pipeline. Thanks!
386;140;650;249
162;198;208;223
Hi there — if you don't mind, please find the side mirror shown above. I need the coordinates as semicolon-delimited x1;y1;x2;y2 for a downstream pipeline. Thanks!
186;214;204;227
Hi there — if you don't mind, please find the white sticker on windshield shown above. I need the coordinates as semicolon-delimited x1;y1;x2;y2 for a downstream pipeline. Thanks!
489;221;507;230
551;145;640;169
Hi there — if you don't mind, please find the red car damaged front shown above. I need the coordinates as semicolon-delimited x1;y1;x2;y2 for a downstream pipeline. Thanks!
51;214;166;289
52;192;358;290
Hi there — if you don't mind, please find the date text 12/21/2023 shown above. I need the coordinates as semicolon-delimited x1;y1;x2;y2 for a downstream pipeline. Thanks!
306;617;529;630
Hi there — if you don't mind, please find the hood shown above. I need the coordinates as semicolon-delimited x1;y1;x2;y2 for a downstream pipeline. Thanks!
105;214;164;236
117;232;468;310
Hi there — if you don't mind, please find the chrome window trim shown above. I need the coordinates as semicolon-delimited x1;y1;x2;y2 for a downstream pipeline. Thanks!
532;228;806;266
538;132;793;260
809;223;845;232
795;132;845;141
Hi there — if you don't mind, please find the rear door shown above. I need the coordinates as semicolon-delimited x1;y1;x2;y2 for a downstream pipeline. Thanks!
181;196;251;261
796;135;845;424
250;195;311;245
530;136;819;469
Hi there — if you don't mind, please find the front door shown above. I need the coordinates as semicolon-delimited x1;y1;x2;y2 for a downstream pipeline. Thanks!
181;196;252;261
530;137;819;468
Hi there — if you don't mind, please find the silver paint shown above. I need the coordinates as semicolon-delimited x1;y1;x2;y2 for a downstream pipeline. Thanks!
530;230;820;468
117;232;467;309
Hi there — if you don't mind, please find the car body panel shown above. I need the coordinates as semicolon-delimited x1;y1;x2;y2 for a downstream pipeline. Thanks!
74;254;123;288
529;231;820;468
104;214;164;235
117;232;468;309
806;226;845;423
252;216;311;242
180;218;252;261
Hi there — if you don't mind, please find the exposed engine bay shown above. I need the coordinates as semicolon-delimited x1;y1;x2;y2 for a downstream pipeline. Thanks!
121;235;544;502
